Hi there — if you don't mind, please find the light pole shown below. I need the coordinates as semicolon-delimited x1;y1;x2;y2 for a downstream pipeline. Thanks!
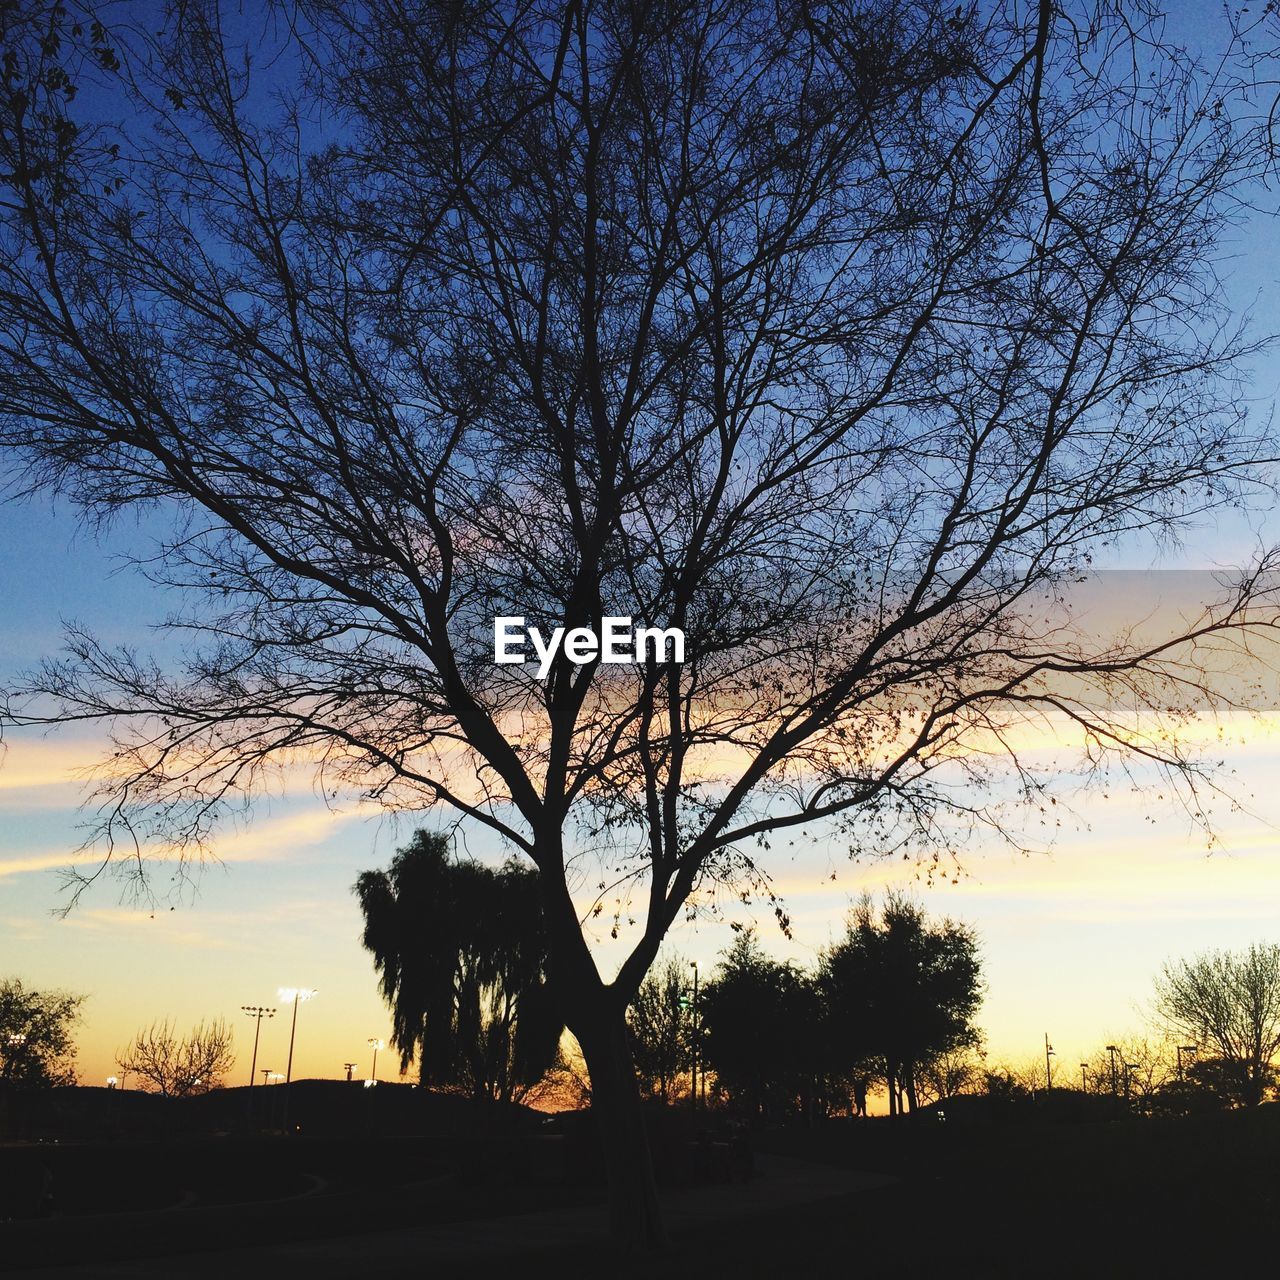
260;1068;273;1086
1044;1034;1054;1093
368;1038;384;1084
1080;1063;1088;1094
1105;1044;1119;1095
689;961;699;1112
3;1032;27;1082
278;988;317;1085
278;987;316;1135
242;1005;276;1087
1176;1044;1197;1082
343;1062;357;1082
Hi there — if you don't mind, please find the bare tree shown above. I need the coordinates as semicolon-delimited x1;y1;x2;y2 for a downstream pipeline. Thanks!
524;1036;594;1112
1083;1035;1176;1107
1154;944;1280;1106
117;1018;235;1097
0;0;1276;1245
916;1045;987;1106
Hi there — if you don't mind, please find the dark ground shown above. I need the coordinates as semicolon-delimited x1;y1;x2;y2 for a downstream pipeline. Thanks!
4;1088;1279;1276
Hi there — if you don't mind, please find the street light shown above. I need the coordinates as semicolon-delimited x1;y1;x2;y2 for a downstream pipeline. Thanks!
1044;1034;1055;1093
368;1038;384;1084
1176;1044;1197;1082
1105;1044;1119;1095
1080;1063;1088;1094
241;1005;276;1087
689;961;699;1111
343;1062;357;1082
106;1075;118;1089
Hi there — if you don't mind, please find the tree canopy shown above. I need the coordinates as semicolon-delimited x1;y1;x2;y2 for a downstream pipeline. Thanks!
818;893;983;1114
699;932;828;1119
1154;943;1280;1107
355;830;562;1103
627;955;693;1104
0;978;83;1088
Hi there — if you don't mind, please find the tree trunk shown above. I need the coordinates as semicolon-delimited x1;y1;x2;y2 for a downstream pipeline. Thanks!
575;1006;667;1252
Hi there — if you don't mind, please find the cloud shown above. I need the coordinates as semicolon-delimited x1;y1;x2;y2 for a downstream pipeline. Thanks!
0;737;105;810
0;801;380;881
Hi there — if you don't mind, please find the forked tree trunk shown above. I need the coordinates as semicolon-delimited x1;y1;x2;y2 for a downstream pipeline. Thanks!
574;1006;666;1251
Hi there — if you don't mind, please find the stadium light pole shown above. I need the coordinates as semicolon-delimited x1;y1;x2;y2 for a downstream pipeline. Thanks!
278;988;316;1134
368;1038;384;1084
241;1005;276;1087
278;989;317;1085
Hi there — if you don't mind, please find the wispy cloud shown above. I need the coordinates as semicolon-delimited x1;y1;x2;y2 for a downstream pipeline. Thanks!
0;801;379;880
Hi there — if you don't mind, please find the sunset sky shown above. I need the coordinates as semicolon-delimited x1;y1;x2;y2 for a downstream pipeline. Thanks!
6;500;1280;1092
4;0;1280;1102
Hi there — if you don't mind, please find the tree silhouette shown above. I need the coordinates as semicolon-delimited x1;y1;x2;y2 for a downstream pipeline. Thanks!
627;955;693;1104
117;1018;235;1097
0;0;1275;1245
700;932;826;1119
355;830;562;1103
818;894;982;1115
1154;943;1280;1107
0;979;83;1089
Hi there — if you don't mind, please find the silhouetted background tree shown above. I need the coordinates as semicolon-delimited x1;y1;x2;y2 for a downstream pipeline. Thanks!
627;956;693;1104
1154;943;1280;1107
355;831;563;1104
818;894;983;1115
0;979;82;1088
116;1018;235;1097
699;933;830;1120
1;0;1275;1245
915;1044;986;1107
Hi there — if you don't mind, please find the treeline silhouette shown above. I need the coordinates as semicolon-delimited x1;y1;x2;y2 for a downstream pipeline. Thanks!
353;833;983;1118
352;831;1280;1120
632;894;981;1120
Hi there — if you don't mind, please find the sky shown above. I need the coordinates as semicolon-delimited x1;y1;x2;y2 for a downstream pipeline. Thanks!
5;0;1280;1099
6;504;1280;1092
